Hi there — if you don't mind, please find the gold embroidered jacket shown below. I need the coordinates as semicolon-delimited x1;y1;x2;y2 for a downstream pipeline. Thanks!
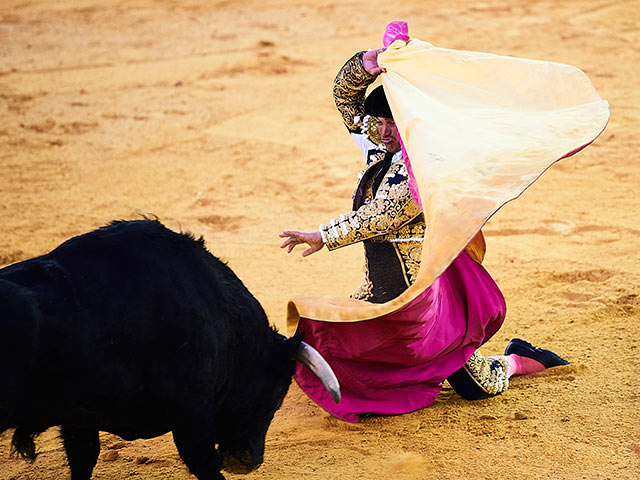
319;52;426;303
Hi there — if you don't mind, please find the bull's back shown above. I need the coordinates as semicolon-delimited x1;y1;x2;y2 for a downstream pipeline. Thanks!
49;219;263;336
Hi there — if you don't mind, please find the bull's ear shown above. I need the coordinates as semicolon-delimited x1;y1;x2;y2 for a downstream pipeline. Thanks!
278;333;304;359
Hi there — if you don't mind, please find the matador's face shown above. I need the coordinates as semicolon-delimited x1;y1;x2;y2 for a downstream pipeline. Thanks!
375;117;401;153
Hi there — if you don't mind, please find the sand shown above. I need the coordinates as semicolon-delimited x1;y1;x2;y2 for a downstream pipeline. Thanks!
1;0;639;479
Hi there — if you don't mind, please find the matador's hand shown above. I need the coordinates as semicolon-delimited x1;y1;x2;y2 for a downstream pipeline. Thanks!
362;48;386;76
279;231;324;257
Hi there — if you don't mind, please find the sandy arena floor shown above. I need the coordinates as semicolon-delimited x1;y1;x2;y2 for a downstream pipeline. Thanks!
1;1;639;479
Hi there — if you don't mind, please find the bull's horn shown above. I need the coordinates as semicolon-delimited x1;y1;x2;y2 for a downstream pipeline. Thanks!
293;341;341;404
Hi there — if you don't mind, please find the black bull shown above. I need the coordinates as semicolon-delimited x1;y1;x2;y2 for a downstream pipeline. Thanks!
0;219;340;480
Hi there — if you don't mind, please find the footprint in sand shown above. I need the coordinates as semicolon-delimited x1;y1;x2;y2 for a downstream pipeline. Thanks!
59;121;98;135
198;214;245;232
549;269;614;283
547;269;614;307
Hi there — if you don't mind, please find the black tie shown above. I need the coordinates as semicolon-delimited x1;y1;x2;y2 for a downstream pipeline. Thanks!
371;151;394;197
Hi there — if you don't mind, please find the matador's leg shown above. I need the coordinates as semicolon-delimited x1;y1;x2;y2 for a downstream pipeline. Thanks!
447;351;510;400
447;339;569;401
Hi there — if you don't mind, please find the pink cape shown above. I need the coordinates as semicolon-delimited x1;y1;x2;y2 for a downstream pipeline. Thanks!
294;251;505;423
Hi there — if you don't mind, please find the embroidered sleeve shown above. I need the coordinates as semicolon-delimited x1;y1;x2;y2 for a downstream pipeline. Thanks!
333;52;378;133
319;172;422;251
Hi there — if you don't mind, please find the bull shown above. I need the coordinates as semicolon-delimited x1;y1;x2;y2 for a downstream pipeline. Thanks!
0;219;340;480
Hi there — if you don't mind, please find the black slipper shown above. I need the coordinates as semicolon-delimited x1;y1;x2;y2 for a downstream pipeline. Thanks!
504;338;570;368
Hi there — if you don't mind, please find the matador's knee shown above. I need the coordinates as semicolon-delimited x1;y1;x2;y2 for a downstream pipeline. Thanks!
447;351;510;400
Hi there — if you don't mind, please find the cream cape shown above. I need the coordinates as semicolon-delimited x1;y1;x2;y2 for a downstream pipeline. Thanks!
287;39;609;333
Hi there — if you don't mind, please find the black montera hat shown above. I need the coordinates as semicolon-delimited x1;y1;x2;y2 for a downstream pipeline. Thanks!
364;85;393;118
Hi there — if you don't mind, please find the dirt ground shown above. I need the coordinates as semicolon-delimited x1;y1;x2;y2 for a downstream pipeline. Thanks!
1;0;638;479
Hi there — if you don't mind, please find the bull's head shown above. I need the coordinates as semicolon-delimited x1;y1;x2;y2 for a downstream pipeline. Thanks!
218;335;340;474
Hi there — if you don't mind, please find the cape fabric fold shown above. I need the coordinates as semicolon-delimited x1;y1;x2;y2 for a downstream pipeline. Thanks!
293;251;507;422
